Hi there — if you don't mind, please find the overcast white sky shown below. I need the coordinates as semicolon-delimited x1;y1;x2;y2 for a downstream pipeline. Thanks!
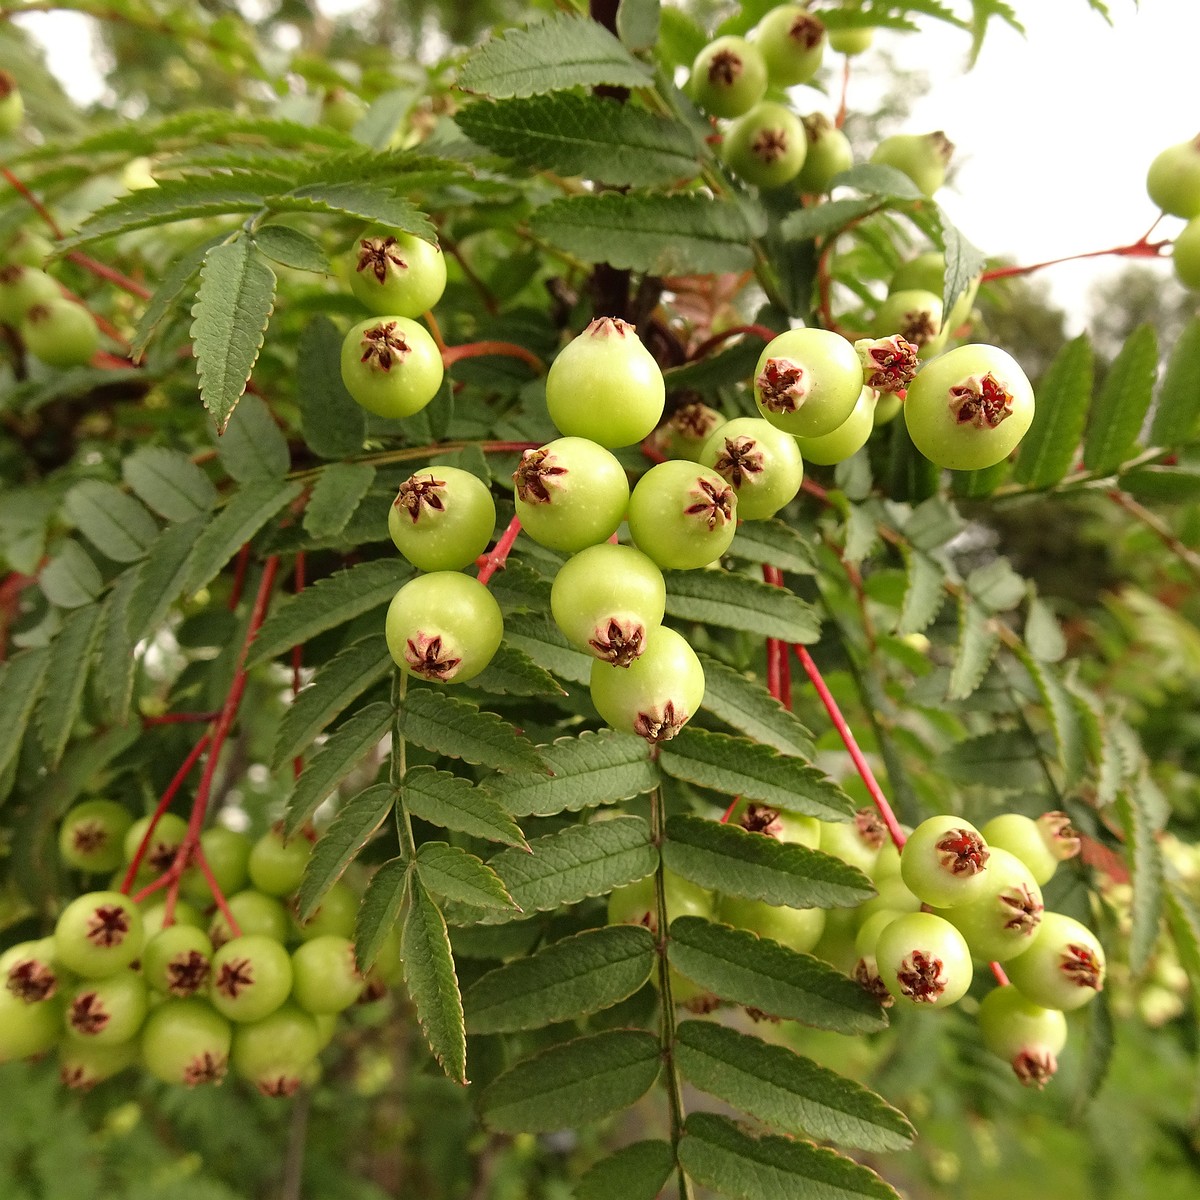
15;1;1197;327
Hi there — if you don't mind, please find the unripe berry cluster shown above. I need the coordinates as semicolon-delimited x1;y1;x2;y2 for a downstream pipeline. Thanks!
0;804;400;1095
1144;135;1200;290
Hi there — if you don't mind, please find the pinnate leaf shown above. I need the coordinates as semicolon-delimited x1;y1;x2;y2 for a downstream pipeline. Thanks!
659;728;855;821
249;557;411;668
297;783;394;920
663;815;875;910
1114;784;1165;976
297;314;367;459
458;12;654;98
726;518;818;576
1013;335;1093;487
403;875;468;1084
417;842;517;911
1082;323;1157;474
946;596;999;701
463;924;656;1034
286;702;391;833
395;688;545;773
123;447;218;521
679;1111;901;1200
35;602;103;768
668;916;887;1034
191;237;277;433
484;728;658;817
662;569;820;643
937;730;1045;791
0;648;50;786
455;93;698;187
896;548;945;635
40;540;102;609
480;1029;661;1133
697;654;815;758
403;766;527;850
675;1021;914;1152
215;392;290;481
530;192;761;276
302;463;376;541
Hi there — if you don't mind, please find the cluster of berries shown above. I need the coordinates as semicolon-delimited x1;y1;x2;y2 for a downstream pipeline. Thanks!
611;802;1102;1090
1146;134;1200;290
0;800;398;1094
0;243;101;371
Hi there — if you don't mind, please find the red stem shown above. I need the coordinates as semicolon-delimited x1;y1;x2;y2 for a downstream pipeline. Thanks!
142;710;220;727
442;340;545;374
1;168;62;237
191;844;242;939
980;238;1170;283
477;515;522;585
120;733;212;893
836;57;850;129
67;250;153;300
227;542;252;610
792;642;907;851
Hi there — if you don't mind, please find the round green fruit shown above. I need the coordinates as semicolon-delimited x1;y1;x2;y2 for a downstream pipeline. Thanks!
607;869;713;933
719;894;825;954
793;386;877;465
754;5;826;86
626;460;738;570
292;880;359;942
722;101;807;190
247;826;312;898
59;1037;137;1090
209;934;293;1023
232;1002;322;1097
819;808;887;876
123;812;189;877
1172;215;1200;290
796;113;854;193
977;985;1068;1089
689;35;768;119
142;925;214;997
349;226;447;317
0;988;62;1063
550;543;666;667
0;71;24;136
875;911;973;1008
899;814;992;909
698;416;804;520
938;846;1044;963
388;466;496;572
730;800;820;848
1146;135;1200;218
59;800;134;874
384;571;503;684
979;811;1080;887
140;997;231;1086
0;264;60;325
545;318;665;449
512;437;629;553
753;328;863;438
904;344;1035;471
590;624;705;744
340;315;444;419
54;891;145;979
828;26;874;55
870;131;954;197
209;890;290;948
1005;911;1106;1012
179;826;252;906
650;402;725;462
65;970;148;1045
872;289;945;357
2;937;67;1005
21;298;100;368
291;935;364;1014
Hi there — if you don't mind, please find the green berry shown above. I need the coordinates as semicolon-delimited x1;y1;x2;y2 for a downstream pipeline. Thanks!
590;625;705;744
21;298;100;368
899;815;992;909
6;227;55;268
54;891;145;979
873;289;946;357
209;890;290;949
626;460;738;570
793;386;877;465
292;880;359;942
719;894;826;954
545;318;665;449
512;437;630;553
938;847;1044;963
722;101;807;190
0;264;60;325
689;36;768;119
2;937;67;1005
388;466;496;572
0;988;62;1063
828;26;874;55
349;226;447;318
59;1036;138;1090
0;70;24;136
340;315;444;419
59;800;134;874
796;113;854;193
754;6;826;86
1005;911;1106;1012
179;826;252;906
875;911;973;1008
1173;215;1200;290
977;986;1068;1089
123;812;189;877
1147;135;1200;218
650;402;725;461
291;935;364;1014
248;826;313;898
209;934;293;1023
819;808;887;876
384;571;503;684
140;997;231;1086
231;1002;322;1097
65;970;148;1045
698;416;804;520
904;344;1035;471
607;870;713;932
550;543;666;666
979;811;1080;887
753;328;863;438
870;131;954;197
731;800;820;848
142;925;214;997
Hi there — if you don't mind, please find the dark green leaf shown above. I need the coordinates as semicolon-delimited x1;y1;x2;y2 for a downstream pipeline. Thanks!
946;596;999;701
0;648;51;786
130;233;226;361
215;392;290;481
248;558;411;668
675;1021;914;1152
40;540;102;609
679;1111;901;1200
417;842;517;910
1082;324;1157;474
403;874;468;1083
1013;335;1093;488
462;642;566;698
1114;785;1164;977
191;237;277;433
895;548;945;635
480;1029;661;1133
663;815;875;910
504;612;593;685
35;603;103;768
668;917;887;1034
403;765;527;850
938;730;1045;791
455;94;697;188
64;481;159;563
726;518;818;576
662;569;820;642
697;654;815;758
395;688;545;773
123;447;218;522
780;197;882;243
530;192;761;276
286;702;392;833
253;223;330;273
458;12;654;98
832;162;924;201
576;1141;675;1200
463;924;656;1033
484;729;658;817
297;314;367;459
297;783;394;920
302;462;376;540
660;728;854;821
1150;315;1200;445
355;856;408;974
